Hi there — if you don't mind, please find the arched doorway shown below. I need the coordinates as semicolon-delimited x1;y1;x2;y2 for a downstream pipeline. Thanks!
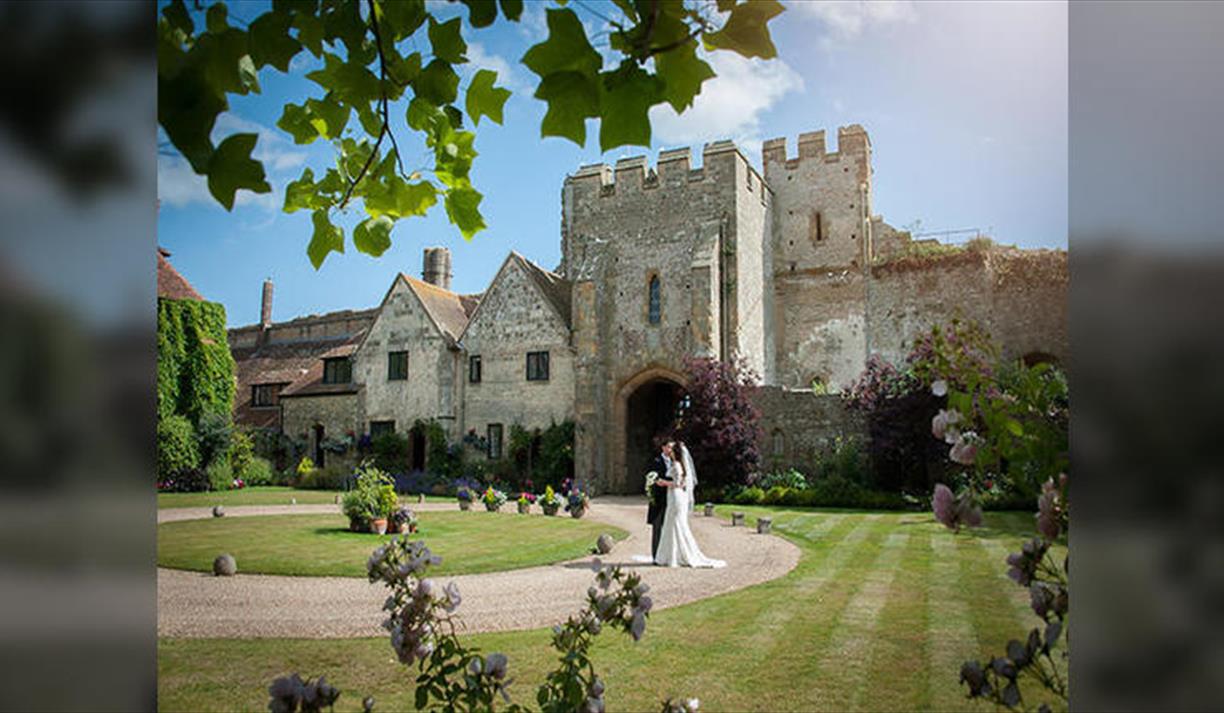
312;424;325;468
614;367;685;493
409;426;427;472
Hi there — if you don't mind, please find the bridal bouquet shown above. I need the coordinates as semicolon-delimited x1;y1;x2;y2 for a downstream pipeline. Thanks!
644;471;659;496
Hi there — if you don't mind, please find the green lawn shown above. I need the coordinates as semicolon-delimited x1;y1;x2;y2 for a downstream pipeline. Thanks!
158;511;626;578
158;507;1067;712
157;486;450;509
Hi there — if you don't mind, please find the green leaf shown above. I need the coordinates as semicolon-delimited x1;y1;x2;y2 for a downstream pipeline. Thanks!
308;210;345;269
284;168;321;213
250;11;301;71
444;184;486;239
609;0;637;23
163;0;194;36
406;97;443;132
598;63;661;151
307;53;381;108
415;59;460;105
386;50;422;88
655;39;715;112
293;11;325;57
206;133;272;211
158;67;226;172
380;0;426;41
353;215;394;256
534;71;599;145
365;178;438;219
1005;419;1025;437
205;2;228;34
277;102;319;144
465;69;510;126
521;8;602;79
195;29;259;96
443;105;465;131
499;0;523;22
703;0;784;59
323;0;368;57
460;0;498;28
306;95;351;139
356;103;383;135
428;17;467;64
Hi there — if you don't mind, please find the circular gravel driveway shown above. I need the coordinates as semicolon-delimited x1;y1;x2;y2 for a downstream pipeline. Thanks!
158;496;800;638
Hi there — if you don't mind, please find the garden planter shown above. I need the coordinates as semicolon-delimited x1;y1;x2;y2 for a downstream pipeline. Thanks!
703;503;715;517
349;517;367;532
542;505;559;516
484;503;501;512
517;502;531;514
371;518;388;535
570;507;586;519
459;500;472;511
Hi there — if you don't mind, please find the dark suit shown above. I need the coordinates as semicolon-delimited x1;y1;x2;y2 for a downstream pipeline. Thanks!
646;454;671;559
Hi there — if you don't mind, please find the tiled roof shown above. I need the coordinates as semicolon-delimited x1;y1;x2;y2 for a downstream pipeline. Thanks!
511;252;572;327
399;274;471;342
231;327;369;426
157;249;204;301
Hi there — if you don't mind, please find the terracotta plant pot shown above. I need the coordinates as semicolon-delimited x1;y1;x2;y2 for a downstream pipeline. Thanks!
570;507;586;519
517;502;531;514
459;500;472;511
542;505;559;516
484;502;500;512
371;518;388;535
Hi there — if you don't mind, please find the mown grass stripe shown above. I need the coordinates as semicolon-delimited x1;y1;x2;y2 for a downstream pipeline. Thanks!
861;527;932;711
927;532;979;712
813;530;911;710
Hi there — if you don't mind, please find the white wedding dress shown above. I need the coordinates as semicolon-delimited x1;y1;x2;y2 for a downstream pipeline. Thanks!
654;446;726;568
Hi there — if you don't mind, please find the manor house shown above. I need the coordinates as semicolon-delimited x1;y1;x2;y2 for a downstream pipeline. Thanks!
229;125;1068;494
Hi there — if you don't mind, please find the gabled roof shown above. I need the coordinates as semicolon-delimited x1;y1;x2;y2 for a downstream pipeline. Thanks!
157;248;204;301
397;273;472;343
459;252;572;342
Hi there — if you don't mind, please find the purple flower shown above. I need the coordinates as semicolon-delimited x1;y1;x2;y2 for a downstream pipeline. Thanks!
932;484;956;528
931;379;948;396
948;431;978;465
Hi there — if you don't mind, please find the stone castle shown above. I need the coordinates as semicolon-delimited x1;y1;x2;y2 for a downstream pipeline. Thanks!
229;125;1068;493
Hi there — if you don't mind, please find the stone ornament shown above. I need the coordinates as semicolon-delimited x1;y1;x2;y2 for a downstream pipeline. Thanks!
596;534;615;554
703;502;715;517
213;553;237;576
757;517;773;535
731;511;745;527
212;505;225;517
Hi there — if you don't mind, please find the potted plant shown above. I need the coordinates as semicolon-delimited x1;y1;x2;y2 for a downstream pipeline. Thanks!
517;492;536;514
341;463;398;533
482;487;507;512
566;487;590;519
389;504;417;534
457;486;475;510
540;485;563;516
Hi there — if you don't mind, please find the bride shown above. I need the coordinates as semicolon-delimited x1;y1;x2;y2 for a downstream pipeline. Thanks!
654;440;726;568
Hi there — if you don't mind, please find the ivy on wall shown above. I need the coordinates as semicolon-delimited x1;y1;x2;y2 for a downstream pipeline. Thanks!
157;297;236;426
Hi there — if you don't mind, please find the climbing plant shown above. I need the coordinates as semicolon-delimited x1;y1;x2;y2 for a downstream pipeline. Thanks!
156;298;236;426
157;0;786;267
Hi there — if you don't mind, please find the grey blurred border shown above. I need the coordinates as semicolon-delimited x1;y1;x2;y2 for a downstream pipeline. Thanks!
1072;1;1224;710
0;1;155;710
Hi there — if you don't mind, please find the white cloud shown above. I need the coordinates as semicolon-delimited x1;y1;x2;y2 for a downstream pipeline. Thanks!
790;0;917;47
466;42;528;94
648;52;803;149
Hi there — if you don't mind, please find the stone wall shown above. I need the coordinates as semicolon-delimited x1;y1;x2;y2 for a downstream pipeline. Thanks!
866;247;1069;368
460;258;575;440
751;387;866;473
280;391;364;469
355;278;461;440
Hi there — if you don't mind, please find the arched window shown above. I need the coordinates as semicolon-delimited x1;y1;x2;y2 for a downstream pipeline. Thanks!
647;274;661;324
772;429;785;457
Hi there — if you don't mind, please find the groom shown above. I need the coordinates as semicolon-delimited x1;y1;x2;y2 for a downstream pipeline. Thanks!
646;436;674;560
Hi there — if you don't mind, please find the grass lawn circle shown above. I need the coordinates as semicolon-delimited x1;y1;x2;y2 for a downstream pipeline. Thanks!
158;510;627;578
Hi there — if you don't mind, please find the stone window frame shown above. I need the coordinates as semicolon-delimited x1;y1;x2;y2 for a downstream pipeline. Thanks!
322;357;352;384
646;271;662;325
487;423;503;459
526;351;550;381
469;354;482;383
370;420;396;438
387;350;409;381
251;383;281;408
772;429;786;457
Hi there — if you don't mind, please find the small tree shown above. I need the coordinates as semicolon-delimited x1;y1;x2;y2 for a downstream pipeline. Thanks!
674;356;762;492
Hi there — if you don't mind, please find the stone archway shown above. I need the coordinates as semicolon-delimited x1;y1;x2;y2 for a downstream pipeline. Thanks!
611;367;686;494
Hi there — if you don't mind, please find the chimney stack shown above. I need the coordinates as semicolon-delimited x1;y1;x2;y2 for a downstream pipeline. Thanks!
422;247;452;290
261;278;274;328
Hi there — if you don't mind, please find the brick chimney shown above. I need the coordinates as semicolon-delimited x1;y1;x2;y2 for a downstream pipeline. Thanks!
261;278;274;328
422;247;452;290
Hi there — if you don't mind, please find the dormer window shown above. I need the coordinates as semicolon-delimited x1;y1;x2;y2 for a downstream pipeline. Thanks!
322;357;352;384
648;274;661;324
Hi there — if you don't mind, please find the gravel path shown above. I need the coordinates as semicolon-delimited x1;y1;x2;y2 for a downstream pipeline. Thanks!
157;497;800;638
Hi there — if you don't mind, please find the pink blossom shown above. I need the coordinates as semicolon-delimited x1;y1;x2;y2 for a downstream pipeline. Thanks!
931;409;962;443
932;484;956;528
931;379;948;396
949;431;978;465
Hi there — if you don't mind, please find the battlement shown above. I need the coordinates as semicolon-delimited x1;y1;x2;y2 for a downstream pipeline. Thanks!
565;139;751;195
762;125;872;168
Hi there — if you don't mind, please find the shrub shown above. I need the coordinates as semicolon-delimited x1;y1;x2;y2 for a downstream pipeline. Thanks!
674;356;763;491
342;464;397;527
157;467;209;492
228;430;255;479
196;408;234;468
298;465;352;490
206;459;233;492
734;486;765;505
243;456;274;486
759;469;808;491
763;486;790;505
157;414;200;480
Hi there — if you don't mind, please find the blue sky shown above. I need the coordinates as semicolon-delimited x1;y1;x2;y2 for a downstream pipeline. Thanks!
158;0;1067;327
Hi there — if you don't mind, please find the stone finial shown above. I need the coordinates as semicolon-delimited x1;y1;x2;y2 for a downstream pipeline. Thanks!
596;533;615;554
213;553;237;576
703;502;715;517
731;511;745;526
757;516;773;534
212;505;225;518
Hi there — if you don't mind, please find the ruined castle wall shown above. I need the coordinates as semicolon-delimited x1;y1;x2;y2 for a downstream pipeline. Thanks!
354;279;459;439
734;154;775;382
460;260;575;438
751;387;866;474
866;248;1069;367
772;271;869;390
